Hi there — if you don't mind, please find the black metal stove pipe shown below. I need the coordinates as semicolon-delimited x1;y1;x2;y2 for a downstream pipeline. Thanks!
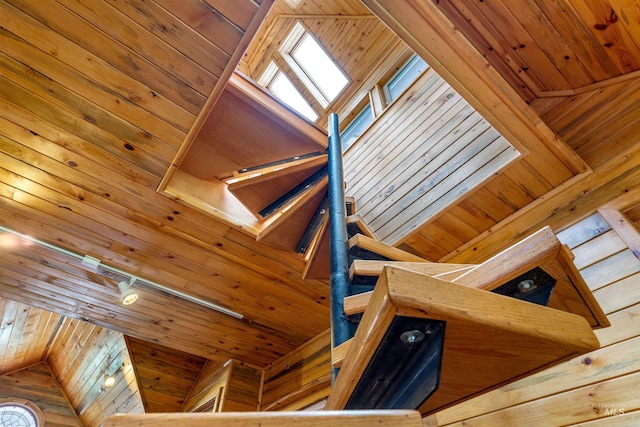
327;113;354;382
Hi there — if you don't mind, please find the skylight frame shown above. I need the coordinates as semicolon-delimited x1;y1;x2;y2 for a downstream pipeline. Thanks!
280;21;350;108
262;61;319;122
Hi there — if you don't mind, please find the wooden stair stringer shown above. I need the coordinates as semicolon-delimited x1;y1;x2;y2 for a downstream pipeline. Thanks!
228;155;328;220
257;179;328;252
343;227;609;328
303;219;388;280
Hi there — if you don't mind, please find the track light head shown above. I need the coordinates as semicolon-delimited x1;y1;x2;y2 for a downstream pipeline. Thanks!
117;280;139;305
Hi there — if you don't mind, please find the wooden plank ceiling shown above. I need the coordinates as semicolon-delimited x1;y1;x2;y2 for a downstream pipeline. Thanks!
359;0;640;262
2;0;640;424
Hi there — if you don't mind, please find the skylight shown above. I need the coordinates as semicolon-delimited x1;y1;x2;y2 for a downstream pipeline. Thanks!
291;32;348;103
269;71;319;121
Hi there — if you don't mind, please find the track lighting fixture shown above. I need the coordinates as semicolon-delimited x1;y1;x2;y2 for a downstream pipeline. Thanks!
117;279;139;305
0;225;243;318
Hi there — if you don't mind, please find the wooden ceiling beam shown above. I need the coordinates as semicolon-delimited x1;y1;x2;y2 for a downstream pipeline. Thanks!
361;0;589;175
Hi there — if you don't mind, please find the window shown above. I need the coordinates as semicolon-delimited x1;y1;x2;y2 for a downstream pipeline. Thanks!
338;53;429;149
0;402;40;427
341;103;373;151
258;22;349;122
383;54;428;104
265;62;318;121
289;28;348;104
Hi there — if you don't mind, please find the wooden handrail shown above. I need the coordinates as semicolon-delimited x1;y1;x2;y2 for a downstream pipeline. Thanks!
102;410;422;427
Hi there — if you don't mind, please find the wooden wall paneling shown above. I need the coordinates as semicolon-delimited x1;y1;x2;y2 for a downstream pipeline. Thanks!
46;318;142;427
448;0;571;93
0;140;328;362
441;372;640;426
181;359;261;413
203;0;260;31
462;186;516;224
598;187;640;258
502;160;555;199
406;223;464;261
245;17;295;79
261;329;331;412
0;52;182;166
0;234;301;365
577;104;640;169
565;0;640;74
0;362;82;426
559;81;640;166
103;0;232;78
527;0;619;82
579;249;640;291
375;131;517;244
434;332;640;425
434;0;541;102
430;214;479;245
352;94;472;217
542;82;629;136
343;69;449;192
484;173;535;212
0;299;61;374
222;361;262;412
55;0;217;95
363;0;593;175
214;229;329;301
0;26;189;144
343;63;522;246
431;208;640;426
0;1;198;125
126;336;207;413
446;200;498;234
571;230;627;270
181;359;229;413
0;107;161;191
400;232;449;262
0;74;170;179
3;0;205;115
594;271;640;315
154;0;247;56
437;153;639;264
344;77;456;202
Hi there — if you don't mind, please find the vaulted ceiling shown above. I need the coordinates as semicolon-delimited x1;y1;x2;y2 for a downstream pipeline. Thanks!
2;0;640;425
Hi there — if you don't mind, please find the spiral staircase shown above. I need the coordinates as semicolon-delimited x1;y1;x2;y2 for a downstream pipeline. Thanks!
214;114;607;416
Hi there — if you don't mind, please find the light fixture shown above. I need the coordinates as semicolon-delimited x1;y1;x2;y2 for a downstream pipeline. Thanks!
118;279;139;305
0;225;243;318
103;374;116;388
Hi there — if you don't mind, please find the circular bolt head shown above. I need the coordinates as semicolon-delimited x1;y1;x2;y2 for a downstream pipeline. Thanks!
401;330;426;344
518;279;535;292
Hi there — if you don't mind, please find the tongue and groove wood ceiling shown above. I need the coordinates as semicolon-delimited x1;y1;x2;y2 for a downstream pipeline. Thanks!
2;0;640;424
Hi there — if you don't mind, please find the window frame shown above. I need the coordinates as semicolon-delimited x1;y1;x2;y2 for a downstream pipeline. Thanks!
382;54;429;105
279;21;350;108
341;102;374;151
0;399;44;427
340;53;429;151
260;61;319;122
